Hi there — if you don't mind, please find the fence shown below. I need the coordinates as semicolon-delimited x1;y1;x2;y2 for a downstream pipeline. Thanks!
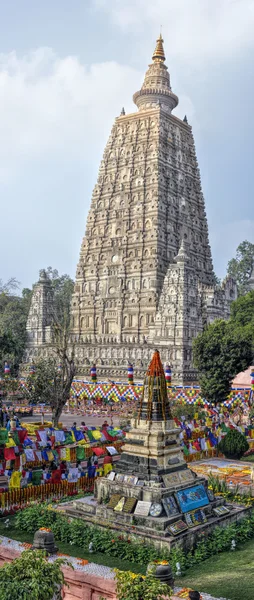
0;477;95;513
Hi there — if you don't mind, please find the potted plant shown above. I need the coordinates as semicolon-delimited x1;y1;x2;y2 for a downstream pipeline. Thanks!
147;560;174;588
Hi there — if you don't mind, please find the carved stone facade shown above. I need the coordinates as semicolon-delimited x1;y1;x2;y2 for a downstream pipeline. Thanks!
24;270;54;364
25;36;237;383
68;35;237;383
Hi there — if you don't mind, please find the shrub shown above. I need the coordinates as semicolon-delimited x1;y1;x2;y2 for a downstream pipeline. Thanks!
14;503;254;574
115;569;170;600
0;550;67;600
218;429;249;459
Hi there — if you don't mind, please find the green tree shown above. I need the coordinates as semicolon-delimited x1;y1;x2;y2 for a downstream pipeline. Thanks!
0;549;66;600
0;282;32;375
230;290;254;334
44;267;74;328
193;319;253;405
171;400;196;422
218;429;249;460
227;240;254;295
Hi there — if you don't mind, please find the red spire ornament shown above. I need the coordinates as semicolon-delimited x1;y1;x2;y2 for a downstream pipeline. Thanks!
139;350;172;422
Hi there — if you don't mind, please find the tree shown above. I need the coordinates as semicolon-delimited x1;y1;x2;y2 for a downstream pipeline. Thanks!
193;319;253;405
218;429;249;460
171;400;196;422
25;345;75;427
0;549;66;600
227;240;254;295
44;267;74;328
24;268;75;425
230;290;254;335
0;278;20;295
0;283;32;375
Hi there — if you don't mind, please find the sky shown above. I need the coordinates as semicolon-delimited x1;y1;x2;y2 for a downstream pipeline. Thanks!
0;0;253;290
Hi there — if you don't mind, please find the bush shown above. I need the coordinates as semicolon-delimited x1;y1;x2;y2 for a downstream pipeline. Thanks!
218;429;249;459
14;503;254;574
0;550;66;600
115;569;170;600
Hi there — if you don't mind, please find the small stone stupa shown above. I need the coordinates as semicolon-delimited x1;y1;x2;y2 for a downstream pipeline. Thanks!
67;351;247;549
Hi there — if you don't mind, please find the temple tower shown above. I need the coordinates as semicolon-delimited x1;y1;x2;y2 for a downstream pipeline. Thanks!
70;35;237;383
24;270;54;363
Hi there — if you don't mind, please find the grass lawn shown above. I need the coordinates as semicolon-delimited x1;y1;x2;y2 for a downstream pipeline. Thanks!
0;517;146;575
177;539;254;600
241;455;254;463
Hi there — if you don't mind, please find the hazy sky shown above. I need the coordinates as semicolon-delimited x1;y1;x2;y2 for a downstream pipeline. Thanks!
0;0;253;290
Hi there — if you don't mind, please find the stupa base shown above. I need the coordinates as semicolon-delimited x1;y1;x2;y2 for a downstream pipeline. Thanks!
64;495;250;551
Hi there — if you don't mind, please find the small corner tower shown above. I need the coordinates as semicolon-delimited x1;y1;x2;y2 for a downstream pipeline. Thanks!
24;270;54;363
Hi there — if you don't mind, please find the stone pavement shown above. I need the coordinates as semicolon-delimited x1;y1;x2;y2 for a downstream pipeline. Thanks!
0;535;228;600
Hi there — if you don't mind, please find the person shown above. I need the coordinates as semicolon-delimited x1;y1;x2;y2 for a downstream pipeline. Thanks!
14;414;20;427
71;422;77;431
3;409;8;428
102;420;109;428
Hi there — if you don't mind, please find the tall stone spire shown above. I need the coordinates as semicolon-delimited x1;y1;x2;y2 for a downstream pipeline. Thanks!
133;34;179;113
70;34;236;384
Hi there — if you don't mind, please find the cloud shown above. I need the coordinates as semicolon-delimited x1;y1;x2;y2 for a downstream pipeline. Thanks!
0;48;142;182
94;0;254;65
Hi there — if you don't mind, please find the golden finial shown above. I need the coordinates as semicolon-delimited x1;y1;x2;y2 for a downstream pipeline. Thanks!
152;33;166;62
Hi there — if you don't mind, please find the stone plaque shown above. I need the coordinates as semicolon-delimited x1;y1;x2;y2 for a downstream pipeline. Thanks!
134;501;152;517
123;475;138;486
114;497;126;512
167;520;188;536
162;495;179;517
107;471;115;481
115;474;124;482
176;484;209;513
213;506;230;517
178;470;194;484
185;508;207;528
106;446;118;455
107;494;122;509
123;497;137;514
163;473;180;487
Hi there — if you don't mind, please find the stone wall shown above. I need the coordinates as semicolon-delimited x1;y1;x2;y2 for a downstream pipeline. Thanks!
0;545;117;600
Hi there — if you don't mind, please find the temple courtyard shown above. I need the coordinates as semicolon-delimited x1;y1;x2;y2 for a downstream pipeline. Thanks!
0;515;253;600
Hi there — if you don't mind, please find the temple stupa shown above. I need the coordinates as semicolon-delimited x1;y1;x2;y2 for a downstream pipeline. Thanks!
66;351;248;549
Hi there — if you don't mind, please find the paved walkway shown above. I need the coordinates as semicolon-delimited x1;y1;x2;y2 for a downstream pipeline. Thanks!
0;535;228;599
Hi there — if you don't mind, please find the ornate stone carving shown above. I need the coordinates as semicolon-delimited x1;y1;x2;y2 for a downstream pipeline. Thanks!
25;36;237;384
